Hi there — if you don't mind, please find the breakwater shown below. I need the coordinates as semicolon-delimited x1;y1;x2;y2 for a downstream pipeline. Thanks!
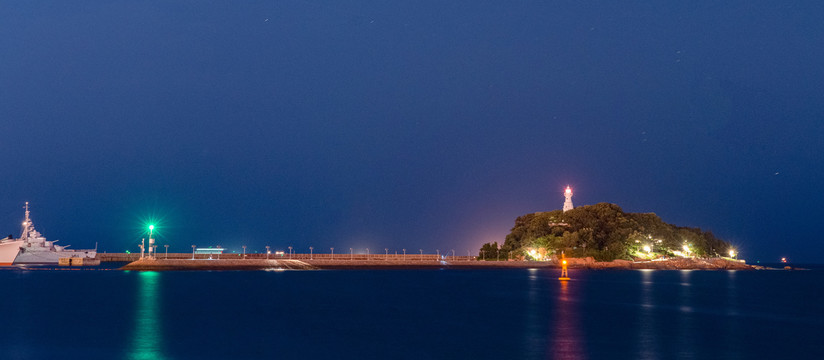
100;253;460;262
121;258;317;271
118;255;755;271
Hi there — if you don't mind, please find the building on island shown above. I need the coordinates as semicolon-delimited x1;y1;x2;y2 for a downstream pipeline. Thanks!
563;186;574;212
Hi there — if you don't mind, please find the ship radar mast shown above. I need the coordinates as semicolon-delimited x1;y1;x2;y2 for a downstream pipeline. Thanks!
562;186;574;212
21;201;32;240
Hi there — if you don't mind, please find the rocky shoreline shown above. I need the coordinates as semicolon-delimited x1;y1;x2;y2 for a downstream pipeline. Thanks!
121;257;757;271
564;256;756;270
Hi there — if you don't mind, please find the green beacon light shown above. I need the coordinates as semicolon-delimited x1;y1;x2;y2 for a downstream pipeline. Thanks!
146;224;156;259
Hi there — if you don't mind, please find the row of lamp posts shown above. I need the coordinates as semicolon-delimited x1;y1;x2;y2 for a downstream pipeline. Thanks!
151;225;469;261
177;244;469;261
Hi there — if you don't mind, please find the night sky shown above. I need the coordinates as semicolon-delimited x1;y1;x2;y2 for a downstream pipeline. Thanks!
2;1;822;262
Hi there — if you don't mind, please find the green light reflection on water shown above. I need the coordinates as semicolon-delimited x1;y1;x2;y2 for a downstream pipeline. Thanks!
128;271;165;360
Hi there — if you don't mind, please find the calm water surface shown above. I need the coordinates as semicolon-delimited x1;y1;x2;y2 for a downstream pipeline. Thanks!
1;267;822;359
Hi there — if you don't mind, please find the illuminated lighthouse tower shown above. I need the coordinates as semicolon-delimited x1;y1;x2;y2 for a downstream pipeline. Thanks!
563;186;574;212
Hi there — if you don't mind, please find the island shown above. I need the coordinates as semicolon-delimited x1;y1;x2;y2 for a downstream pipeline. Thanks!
480;202;745;266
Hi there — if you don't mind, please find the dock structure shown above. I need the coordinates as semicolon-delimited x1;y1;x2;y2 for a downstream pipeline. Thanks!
118;257;557;271
58;257;101;266
98;253;142;262
121;258;317;271
101;253;461;262
110;253;755;271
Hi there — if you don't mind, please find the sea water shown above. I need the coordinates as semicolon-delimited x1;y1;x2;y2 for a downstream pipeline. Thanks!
1;266;822;360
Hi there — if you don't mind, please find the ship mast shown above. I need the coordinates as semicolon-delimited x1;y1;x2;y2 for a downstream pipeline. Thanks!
21;202;31;241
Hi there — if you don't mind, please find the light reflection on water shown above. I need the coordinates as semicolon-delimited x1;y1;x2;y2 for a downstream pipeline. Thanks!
676;270;694;360
553;280;586;360
637;270;657;360
129;271;165;360
523;268;544;356
723;270;742;360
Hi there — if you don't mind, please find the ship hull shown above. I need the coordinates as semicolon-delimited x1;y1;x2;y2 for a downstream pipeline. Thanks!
0;240;23;265
13;250;97;265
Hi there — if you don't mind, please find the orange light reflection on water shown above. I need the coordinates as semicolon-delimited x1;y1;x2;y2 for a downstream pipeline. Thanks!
552;280;586;360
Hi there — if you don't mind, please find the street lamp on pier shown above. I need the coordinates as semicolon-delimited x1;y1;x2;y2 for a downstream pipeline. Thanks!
419;249;423;261
331;247;334;260
403;249;406;260
266;246;270;259
350;248;353;260
309;246;314;260
385;248;388;260
288;246;292;259
366;248;370;260
191;245;196;260
242;245;246;258
164;244;169;259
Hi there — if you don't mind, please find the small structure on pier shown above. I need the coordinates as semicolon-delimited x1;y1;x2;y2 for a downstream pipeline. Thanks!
195;247;224;255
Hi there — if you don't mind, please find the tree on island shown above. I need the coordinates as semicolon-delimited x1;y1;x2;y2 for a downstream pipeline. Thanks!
479;242;500;261
480;202;733;261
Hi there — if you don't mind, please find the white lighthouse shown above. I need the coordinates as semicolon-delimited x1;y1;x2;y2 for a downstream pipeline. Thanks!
563;186;574;212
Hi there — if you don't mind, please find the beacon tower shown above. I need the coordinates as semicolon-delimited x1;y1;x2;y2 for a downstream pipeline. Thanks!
563;186;574;212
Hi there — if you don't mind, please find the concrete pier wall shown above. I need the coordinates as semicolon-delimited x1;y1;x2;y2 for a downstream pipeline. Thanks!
101;253;472;262
118;255;754;271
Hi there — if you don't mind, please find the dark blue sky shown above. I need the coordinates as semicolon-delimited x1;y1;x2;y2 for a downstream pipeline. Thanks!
2;1;822;262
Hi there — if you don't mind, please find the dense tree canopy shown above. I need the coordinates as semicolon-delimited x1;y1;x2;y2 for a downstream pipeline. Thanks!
481;203;732;261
